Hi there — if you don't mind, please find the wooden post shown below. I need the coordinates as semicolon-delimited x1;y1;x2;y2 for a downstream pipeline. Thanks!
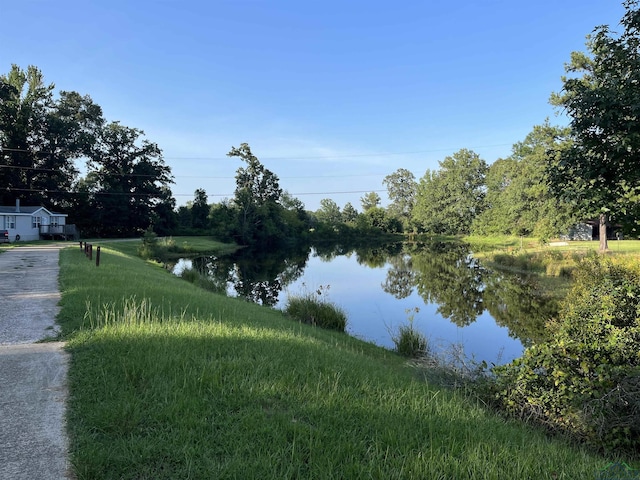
89;244;93;261
79;241;83;250
96;246;101;267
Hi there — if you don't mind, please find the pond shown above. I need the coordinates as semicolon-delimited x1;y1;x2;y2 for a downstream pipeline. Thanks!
172;241;557;365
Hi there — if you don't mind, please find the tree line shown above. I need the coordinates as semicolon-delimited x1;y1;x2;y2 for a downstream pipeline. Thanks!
2;0;640;248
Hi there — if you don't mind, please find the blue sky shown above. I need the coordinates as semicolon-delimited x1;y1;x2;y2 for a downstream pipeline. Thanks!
1;1;626;210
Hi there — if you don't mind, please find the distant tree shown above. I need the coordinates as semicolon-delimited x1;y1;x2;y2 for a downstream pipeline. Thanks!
549;1;640;250
383;168;417;228
228;143;284;246
316;198;342;228
362;207;402;233
150;186;178;236
191;188;210;230
176;204;192;230
472;122;575;239
209;199;237;241
360;191;381;211
413;149;487;235
342;202;359;224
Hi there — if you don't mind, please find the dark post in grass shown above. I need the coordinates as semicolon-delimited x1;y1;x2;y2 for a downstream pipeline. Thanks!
89;244;93;261
96;246;101;267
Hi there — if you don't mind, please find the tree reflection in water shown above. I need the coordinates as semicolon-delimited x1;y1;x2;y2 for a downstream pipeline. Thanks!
189;245;310;307
179;240;558;347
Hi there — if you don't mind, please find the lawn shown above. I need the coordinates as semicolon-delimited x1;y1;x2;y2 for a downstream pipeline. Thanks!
57;241;631;479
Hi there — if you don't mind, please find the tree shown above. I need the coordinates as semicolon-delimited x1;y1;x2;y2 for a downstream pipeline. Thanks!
549;1;640;250
191;188;210;230
472;122;575;239
360;191;381;211
228;143;284;246
412;149;487;235
87;122;173;236
342;202;359;224
383;168;417;229
0;65;103;208
316;198;342;228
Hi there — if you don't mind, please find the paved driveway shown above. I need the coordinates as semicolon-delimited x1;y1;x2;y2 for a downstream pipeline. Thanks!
0;245;71;480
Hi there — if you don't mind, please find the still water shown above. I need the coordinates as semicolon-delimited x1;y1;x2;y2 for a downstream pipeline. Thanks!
173;242;556;365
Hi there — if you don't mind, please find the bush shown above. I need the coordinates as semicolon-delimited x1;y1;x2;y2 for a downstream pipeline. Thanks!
392;324;428;358
493;255;640;453
284;285;347;332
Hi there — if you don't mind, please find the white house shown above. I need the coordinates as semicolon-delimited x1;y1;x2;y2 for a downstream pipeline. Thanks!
0;199;74;242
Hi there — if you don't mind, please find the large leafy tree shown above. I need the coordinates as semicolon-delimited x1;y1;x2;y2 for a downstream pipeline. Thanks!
86;122;173;236
0;64;103;208
228;143;284;246
549;0;640;250
413;149;487;235
383;168;417;229
473;122;575;239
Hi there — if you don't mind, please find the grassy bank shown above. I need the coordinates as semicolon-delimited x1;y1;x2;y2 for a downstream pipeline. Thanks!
466;236;640;299
58;242;622;479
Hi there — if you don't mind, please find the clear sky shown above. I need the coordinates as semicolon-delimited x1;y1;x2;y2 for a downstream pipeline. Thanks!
0;1;627;211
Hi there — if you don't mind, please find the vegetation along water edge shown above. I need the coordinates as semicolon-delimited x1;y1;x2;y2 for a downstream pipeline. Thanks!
54;239;638;479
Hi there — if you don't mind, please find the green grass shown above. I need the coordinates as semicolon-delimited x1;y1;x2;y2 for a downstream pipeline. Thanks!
284;290;347;331
90;236;239;260
56;243;632;478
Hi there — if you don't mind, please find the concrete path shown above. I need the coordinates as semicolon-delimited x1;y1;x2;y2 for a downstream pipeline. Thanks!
0;245;71;480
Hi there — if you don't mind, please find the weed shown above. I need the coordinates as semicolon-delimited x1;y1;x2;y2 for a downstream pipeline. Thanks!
391;307;428;358
284;284;347;332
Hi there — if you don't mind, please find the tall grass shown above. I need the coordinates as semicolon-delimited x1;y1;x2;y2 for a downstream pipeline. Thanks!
57;245;627;478
284;285;347;331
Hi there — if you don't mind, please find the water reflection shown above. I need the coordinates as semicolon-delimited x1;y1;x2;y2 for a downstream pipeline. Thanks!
179;245;310;307
173;241;557;361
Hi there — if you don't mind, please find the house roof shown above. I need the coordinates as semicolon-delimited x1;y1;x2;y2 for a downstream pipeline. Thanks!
0;205;67;217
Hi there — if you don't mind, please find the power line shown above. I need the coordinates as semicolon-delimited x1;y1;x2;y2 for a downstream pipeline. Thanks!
4;187;387;198
0;163;388;180
2;143;513;161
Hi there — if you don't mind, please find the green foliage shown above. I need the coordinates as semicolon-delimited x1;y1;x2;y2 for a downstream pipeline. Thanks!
383;168;417;229
413;149;487;235
0;64;104;208
493;255;640;453
315;198;342;227
392;308;428;358
59;243;617;478
341;202;359;224
472;122;575;240
362;206;403;233
549;1;640;242
191;188;210;230
360;191;381;211
227;144;310;248
85;122;174;237
284;285;347;331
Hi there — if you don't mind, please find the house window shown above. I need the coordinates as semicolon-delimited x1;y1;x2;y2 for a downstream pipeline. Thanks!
51;216;60;226
32;216;41;228
3;216;16;229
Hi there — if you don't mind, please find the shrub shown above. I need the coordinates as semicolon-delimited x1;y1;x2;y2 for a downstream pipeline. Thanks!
392;324;428;358
493;255;640;453
284;285;347;332
391;307;428;358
